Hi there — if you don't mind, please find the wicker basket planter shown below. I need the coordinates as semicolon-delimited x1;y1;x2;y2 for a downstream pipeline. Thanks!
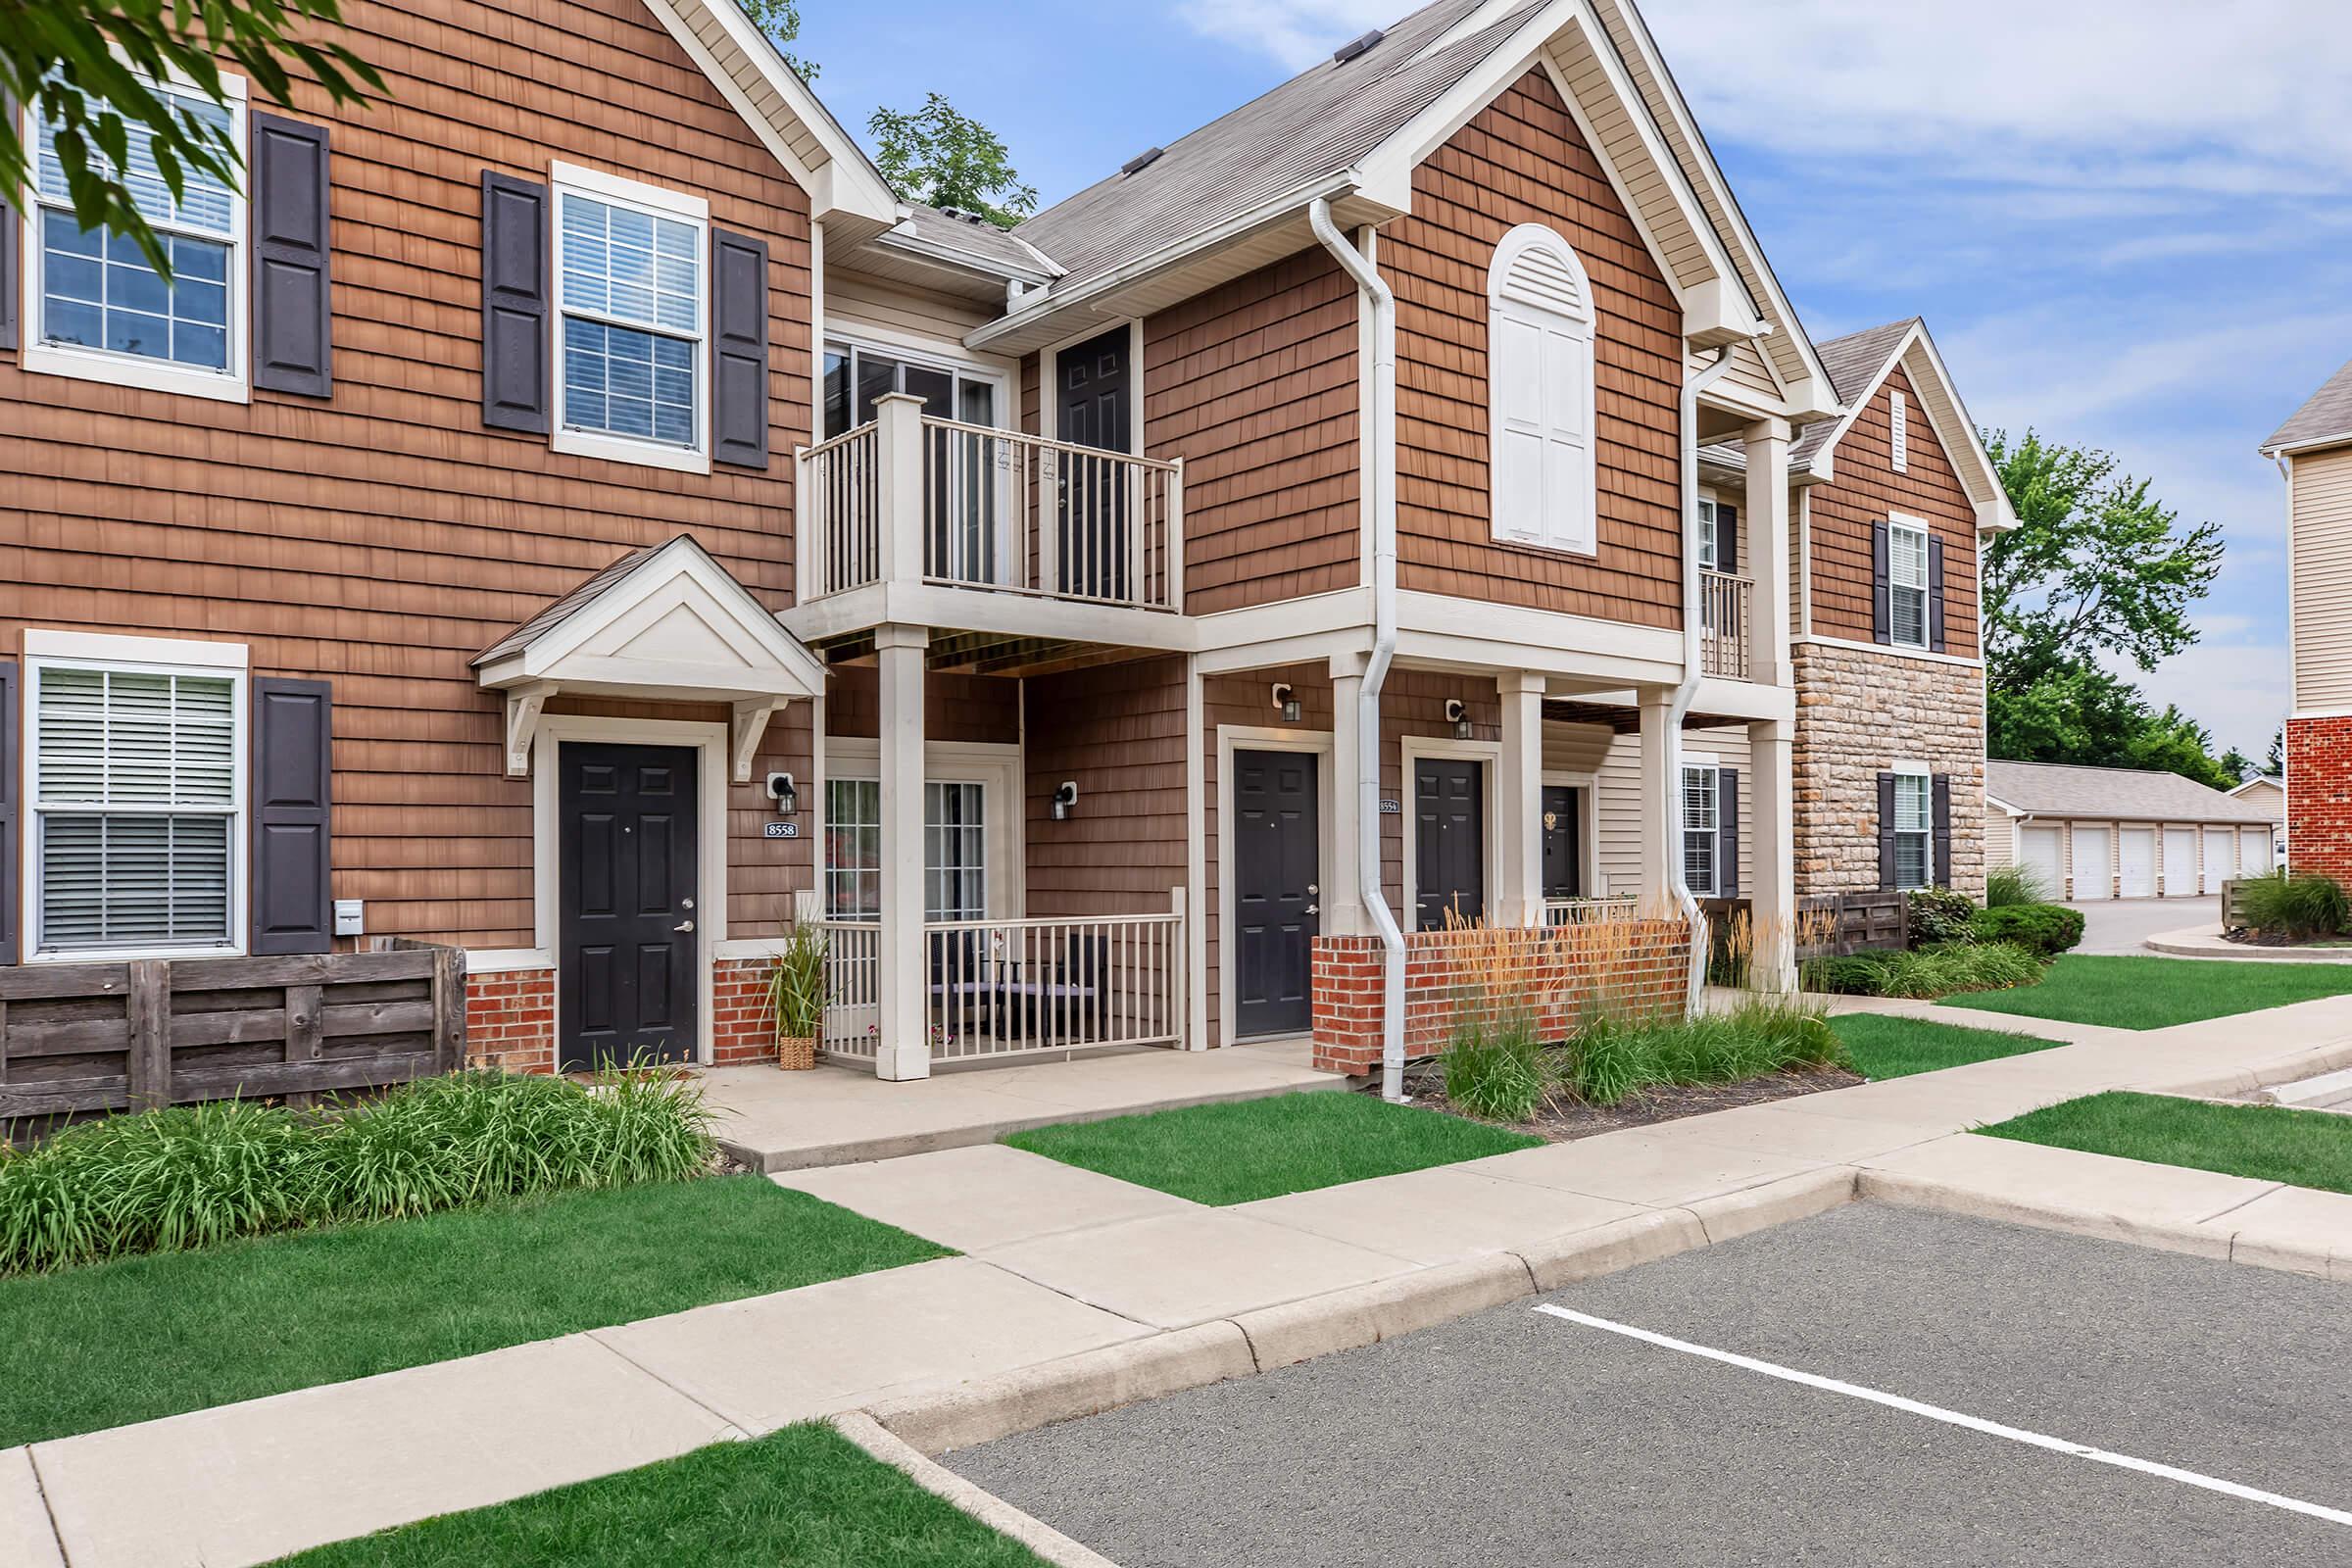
776;1033;817;1071
766;924;828;1074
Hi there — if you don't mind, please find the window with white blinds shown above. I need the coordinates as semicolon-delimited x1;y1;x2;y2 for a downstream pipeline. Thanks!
32;664;240;954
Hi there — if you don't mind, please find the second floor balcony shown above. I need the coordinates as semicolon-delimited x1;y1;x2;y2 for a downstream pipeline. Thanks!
1699;568;1754;681
787;392;1187;653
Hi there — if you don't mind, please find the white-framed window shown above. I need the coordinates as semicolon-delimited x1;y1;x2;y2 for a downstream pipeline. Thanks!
823;775;991;922
23;74;250;402
27;651;245;957
1888;516;1930;649
551;163;709;472
1681;763;1720;897
823;778;881;919
1892;765;1933;890
820;338;1002;438
1889;388;1909;472
1487;223;1597;556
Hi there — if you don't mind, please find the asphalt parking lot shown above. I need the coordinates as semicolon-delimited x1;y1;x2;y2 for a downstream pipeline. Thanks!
949;1205;2352;1566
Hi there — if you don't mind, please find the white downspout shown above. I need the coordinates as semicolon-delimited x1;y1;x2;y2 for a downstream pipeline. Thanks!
1309;196;1409;1102
1668;347;1740;1011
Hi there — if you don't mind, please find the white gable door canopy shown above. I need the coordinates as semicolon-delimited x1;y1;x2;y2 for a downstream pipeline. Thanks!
474;535;825;779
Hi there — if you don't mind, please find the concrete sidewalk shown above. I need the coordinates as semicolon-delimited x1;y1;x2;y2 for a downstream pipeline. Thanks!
15;995;2352;1567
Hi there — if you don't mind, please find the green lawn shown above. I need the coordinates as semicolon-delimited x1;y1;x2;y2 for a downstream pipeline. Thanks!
1979;1091;2352;1195
0;1177;945;1448
1832;1014;2067;1079
272;1423;1046;1567
1937;955;2352;1030
1003;1090;1539;1205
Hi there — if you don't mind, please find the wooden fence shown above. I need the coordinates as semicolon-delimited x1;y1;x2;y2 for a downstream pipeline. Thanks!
0;946;466;1136
1796;892;1910;957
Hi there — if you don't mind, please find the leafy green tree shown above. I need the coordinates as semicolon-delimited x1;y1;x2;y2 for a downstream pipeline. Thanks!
1981;430;2225;696
1;0;382;275
2267;725;2285;776
2219;747;2257;782
868;93;1037;227
1987;660;2151;769
736;0;816;81
2126;706;2234;792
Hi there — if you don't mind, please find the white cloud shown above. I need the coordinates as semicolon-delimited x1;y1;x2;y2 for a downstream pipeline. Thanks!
1174;0;1390;72
2104;640;2289;758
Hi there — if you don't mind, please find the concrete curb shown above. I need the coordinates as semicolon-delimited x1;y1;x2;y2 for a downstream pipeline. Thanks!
2143;928;2352;962
2136;1039;2352;1101
1857;1164;2234;1261
1229;1253;1535;1372
831;1412;1123;1568
1683;1167;1860;1245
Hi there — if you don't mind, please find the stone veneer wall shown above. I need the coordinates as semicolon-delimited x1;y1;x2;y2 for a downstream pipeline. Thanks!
1792;642;1986;897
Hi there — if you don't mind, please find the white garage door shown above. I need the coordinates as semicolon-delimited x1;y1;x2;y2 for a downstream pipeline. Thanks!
2117;828;2156;899
2162;828;2196;897
2204;828;2233;894
2072;825;2113;901
2240;827;2274;876
2022;826;2064;899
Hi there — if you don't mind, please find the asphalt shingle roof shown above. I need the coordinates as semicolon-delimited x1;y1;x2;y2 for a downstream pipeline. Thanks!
473;541;663;666
1985;760;2278;826
900;202;1056;277
2263;356;2352;455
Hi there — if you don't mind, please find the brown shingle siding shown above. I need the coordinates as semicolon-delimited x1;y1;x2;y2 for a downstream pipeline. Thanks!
1808;365;1981;656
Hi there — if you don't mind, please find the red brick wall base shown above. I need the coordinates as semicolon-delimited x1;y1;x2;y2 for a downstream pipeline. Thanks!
465;967;555;1074
711;956;777;1067
2288;716;2352;879
1310;919;1692;1075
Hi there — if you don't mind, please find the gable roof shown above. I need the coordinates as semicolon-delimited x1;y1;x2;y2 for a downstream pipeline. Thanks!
1985;760;2278;825
2262;356;2352;458
474;543;661;668
1792;318;1919;465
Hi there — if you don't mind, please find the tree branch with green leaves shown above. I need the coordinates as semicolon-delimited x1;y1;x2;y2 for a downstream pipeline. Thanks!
868;93;1037;228
0;0;382;277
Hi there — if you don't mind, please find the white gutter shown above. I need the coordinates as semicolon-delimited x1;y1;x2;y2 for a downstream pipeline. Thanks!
1668;346;1740;1011
1308;195;1409;1102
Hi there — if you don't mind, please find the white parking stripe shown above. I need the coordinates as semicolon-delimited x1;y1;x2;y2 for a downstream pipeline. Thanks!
1535;1303;2352;1530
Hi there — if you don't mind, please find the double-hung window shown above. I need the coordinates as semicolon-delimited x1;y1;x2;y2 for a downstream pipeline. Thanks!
1892;767;1933;890
1696;498;1720;572
27;76;246;398
553;166;707;468
1887;518;1930;649
1681;764;1720;898
30;658;242;956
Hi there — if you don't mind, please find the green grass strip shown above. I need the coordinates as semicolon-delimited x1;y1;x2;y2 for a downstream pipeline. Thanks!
1979;1091;2352;1195
0;1177;946;1448
1004;1091;1539;1205
1937;955;2352;1030
271;1422;1047;1567
1831;1014;2066;1079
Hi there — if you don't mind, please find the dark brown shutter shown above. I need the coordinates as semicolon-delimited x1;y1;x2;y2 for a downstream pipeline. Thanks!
1716;766;1740;901
1877;770;1899;889
710;227;771;468
1871;521;1892;645
1716;503;1739;575
480;172;550;433
1928;537;1947;653
0;92;18;353
250;113;333;397
1932;774;1953;888
250;677;334;956
0;661;17;964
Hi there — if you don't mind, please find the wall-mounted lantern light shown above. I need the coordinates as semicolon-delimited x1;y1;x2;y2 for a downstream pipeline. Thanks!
1446;699;1473;741
1051;780;1080;821
1272;682;1301;723
766;771;798;815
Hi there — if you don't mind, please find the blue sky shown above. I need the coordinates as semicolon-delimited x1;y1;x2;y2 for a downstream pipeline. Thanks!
796;0;2352;759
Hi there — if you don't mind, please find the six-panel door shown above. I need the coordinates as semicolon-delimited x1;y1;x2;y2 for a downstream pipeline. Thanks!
559;743;700;1072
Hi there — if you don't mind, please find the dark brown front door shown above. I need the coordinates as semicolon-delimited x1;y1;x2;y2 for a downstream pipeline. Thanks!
1542;784;1582;901
1414;758;1485;930
1233;750;1318;1039
560;743;698;1072
1056;324;1132;600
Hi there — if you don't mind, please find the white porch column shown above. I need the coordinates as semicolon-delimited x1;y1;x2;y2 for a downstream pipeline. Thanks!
1496;671;1545;925
874;623;929;1080
873;392;926;585
1326;651;1368;936
1638;687;1674;904
1747;716;1797;992
1742;416;1792;689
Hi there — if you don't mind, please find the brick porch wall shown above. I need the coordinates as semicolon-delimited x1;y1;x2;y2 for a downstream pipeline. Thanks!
1310;918;1691;1075
2287;716;2352;879
466;967;555;1074
711;956;775;1067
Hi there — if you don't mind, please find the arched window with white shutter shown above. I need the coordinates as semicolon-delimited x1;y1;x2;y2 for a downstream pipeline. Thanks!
1486;223;1597;555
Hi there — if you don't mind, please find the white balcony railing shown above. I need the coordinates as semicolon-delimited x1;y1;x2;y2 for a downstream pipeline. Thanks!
798;395;1184;614
1698;569;1753;680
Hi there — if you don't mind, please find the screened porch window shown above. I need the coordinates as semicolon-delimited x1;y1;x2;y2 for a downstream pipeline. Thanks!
32;664;239;954
823;777;988;921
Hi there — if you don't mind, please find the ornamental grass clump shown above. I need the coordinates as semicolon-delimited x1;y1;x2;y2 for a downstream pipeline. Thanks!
2238;869;2351;941
0;1066;714;1278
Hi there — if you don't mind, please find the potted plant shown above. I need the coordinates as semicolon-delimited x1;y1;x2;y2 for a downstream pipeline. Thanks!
765;924;827;1071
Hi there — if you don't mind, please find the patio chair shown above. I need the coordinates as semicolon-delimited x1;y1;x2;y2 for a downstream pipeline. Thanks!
995;931;1106;1043
927;928;995;1035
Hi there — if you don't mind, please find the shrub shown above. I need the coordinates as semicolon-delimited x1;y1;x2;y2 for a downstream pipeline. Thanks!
1969;903;2085;957
0;1068;714;1277
1906;887;1979;947
2238;869;2352;940
1984;863;2052;907
1802;954;1890;997
1872;942;2042;1000
1443;1008;1554;1123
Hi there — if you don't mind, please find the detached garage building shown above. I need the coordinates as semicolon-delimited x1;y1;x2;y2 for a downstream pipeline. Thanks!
1984;760;2278;901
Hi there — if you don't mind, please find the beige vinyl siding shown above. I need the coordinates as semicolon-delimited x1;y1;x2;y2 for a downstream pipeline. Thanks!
2291;448;2352;708
1555;721;1752;897
824;270;1004;355
1691;340;1782;408
1984;805;2015;867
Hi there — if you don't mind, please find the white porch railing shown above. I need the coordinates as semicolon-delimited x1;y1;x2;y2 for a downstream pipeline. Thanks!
797;397;1184;614
1698;569;1753;680
815;907;1186;1066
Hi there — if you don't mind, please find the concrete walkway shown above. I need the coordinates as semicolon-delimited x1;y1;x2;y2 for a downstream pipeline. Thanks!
705;1038;1339;1172
15;996;2352;1567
